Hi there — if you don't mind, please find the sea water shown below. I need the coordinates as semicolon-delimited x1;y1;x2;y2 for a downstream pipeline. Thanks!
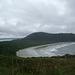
16;42;75;58
0;38;14;42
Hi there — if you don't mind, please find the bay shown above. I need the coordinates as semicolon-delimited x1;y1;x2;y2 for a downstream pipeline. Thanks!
16;42;75;58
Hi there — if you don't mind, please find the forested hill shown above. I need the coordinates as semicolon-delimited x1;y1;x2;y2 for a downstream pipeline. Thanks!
0;32;75;56
21;32;75;42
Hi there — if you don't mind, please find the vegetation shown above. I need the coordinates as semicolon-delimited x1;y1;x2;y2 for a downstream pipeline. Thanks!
22;32;75;42
0;40;55;56
0;54;75;75
0;32;75;75
0;32;75;56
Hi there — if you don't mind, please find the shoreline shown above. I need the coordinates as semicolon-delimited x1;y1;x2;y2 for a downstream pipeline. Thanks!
16;42;75;58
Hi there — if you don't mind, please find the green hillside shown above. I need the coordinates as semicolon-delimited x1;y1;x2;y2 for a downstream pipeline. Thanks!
22;32;75;42
0;32;75;56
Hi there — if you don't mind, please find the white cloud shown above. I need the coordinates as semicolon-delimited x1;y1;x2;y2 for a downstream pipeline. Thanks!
0;0;75;37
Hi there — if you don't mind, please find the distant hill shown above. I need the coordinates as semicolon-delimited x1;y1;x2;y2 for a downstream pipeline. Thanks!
21;32;75;42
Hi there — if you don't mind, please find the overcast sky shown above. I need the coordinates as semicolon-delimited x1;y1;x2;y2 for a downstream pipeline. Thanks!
0;0;75;38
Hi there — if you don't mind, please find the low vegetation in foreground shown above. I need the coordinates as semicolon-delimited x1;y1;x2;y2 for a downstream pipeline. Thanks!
0;54;75;75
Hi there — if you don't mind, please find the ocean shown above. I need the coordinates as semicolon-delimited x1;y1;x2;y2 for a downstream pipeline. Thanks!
0;38;18;42
16;42;75;58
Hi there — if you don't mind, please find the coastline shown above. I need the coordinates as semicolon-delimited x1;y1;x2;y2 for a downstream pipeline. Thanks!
16;42;75;58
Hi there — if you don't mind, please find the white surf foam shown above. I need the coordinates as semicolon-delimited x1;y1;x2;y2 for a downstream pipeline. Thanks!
16;42;75;58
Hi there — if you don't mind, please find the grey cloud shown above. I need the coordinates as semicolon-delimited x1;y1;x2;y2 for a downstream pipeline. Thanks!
0;0;75;37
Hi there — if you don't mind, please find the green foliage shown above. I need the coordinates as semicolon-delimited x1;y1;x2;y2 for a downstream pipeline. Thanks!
22;32;75;42
0;32;75;56
0;55;75;75
0;39;55;56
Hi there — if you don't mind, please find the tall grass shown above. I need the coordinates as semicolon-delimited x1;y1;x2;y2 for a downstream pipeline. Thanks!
0;55;75;75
